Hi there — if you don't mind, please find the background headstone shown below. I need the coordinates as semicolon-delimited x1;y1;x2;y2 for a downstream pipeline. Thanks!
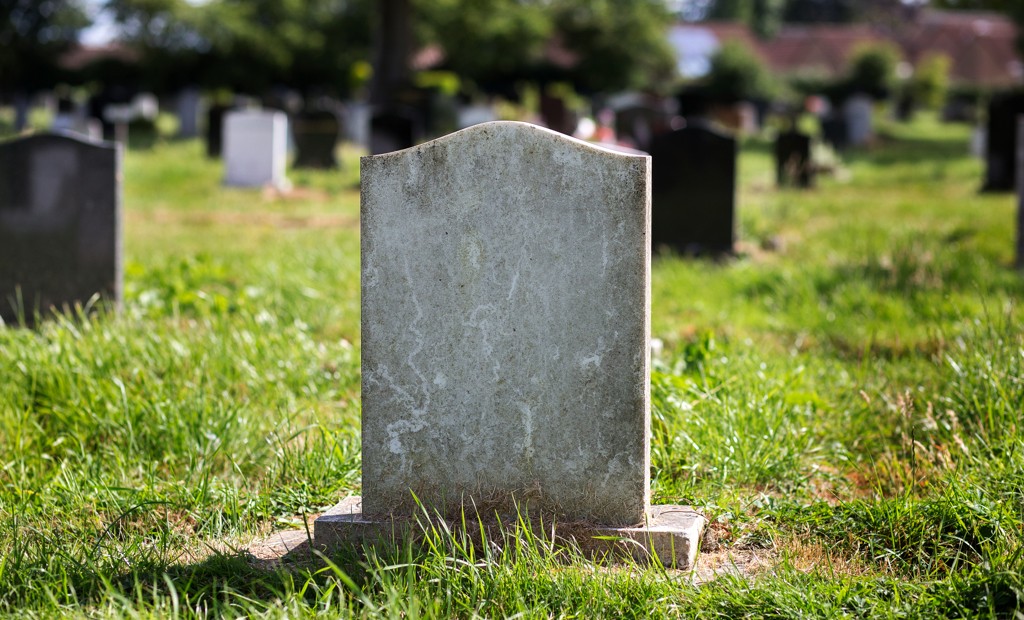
0;133;121;325
775;130;814;188
359;121;650;525
369;107;420;155
456;104;498;130
176;88;202;138
649;120;737;255
843;94;873;147
205;104;231;158
292;108;342;169
983;91;1024;192
223;110;289;189
1017;116;1024;269
820;114;849;151
614;104;670;153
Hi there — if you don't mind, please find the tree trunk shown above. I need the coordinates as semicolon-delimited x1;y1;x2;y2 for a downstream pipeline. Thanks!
370;0;413;106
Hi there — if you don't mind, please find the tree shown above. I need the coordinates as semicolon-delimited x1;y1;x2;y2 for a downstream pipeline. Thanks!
548;0;677;93
844;42;901;99
107;0;374;95
0;0;89;94
910;53;951;109
704;40;775;101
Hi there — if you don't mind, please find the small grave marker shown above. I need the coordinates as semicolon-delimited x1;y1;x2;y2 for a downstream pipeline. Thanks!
649;120;737;255
223;110;289;189
0;133;121;325
291;109;342;169
316;121;704;568
843;94;873;147
775;130;814;188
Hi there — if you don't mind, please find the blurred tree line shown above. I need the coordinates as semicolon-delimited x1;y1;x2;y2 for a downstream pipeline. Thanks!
96;0;678;98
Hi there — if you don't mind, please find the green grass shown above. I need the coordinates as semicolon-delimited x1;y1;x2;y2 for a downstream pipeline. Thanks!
1;111;1023;617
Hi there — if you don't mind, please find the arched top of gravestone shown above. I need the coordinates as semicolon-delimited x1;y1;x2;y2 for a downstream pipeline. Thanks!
0;131;116;151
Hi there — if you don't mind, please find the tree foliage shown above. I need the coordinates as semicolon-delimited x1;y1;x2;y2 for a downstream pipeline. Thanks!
844;42;901;99
547;0;677;93
0;0;89;93
704;40;775;101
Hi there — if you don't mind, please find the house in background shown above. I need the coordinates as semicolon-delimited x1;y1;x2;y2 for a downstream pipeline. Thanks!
668;9;1021;89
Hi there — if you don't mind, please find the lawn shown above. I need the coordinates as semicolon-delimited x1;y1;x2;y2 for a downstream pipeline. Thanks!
1;113;1022;618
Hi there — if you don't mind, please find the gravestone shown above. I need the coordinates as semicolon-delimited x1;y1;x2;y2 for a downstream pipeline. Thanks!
649;120;737;255
843;94;873;147
176;88;202;138
821;114;849;151
983;91;1024;192
1017;117;1024;269
0;133;121;325
292;109;341;169
369;107;420;155
774;130;814;188
614;105;669;153
223;110;289;189
205;104;231;158
315;121;704;568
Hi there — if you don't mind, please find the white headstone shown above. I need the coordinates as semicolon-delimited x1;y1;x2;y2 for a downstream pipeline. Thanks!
844;94;873;147
223;110;289;189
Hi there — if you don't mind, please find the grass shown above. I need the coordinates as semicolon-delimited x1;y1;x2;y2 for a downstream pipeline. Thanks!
1;110;1023;617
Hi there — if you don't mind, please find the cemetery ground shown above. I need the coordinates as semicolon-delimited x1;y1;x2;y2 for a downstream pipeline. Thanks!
1;115;1023;618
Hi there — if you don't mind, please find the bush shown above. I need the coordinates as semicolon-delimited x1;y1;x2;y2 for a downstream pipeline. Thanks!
845;42;901;99
704;40;775;103
911;53;951;110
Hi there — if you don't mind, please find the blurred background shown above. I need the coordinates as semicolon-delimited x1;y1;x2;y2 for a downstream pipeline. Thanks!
0;0;1022;161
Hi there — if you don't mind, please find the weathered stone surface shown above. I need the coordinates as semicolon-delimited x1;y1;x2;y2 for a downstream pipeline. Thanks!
0;133;121;325
360;121;651;526
224;110;289;189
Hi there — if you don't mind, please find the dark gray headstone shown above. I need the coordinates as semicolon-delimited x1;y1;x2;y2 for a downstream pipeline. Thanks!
369;108;421;155
649;120;737;255
983;91;1024;193
614;105;670;153
0;133;121;325
206;104;232;158
820;115;849;151
292;109;342;169
774;130;814;188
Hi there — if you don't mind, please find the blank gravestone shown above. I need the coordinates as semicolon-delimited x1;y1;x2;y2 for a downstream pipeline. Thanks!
0;133;121;325
292;109;341;169
843;95;873;147
223;110;289;189
649;120;737;255
775;130;814;188
315;121;705;568
983;91;1024;192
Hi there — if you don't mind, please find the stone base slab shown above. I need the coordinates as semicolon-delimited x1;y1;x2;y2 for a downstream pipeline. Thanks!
314;496;705;570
